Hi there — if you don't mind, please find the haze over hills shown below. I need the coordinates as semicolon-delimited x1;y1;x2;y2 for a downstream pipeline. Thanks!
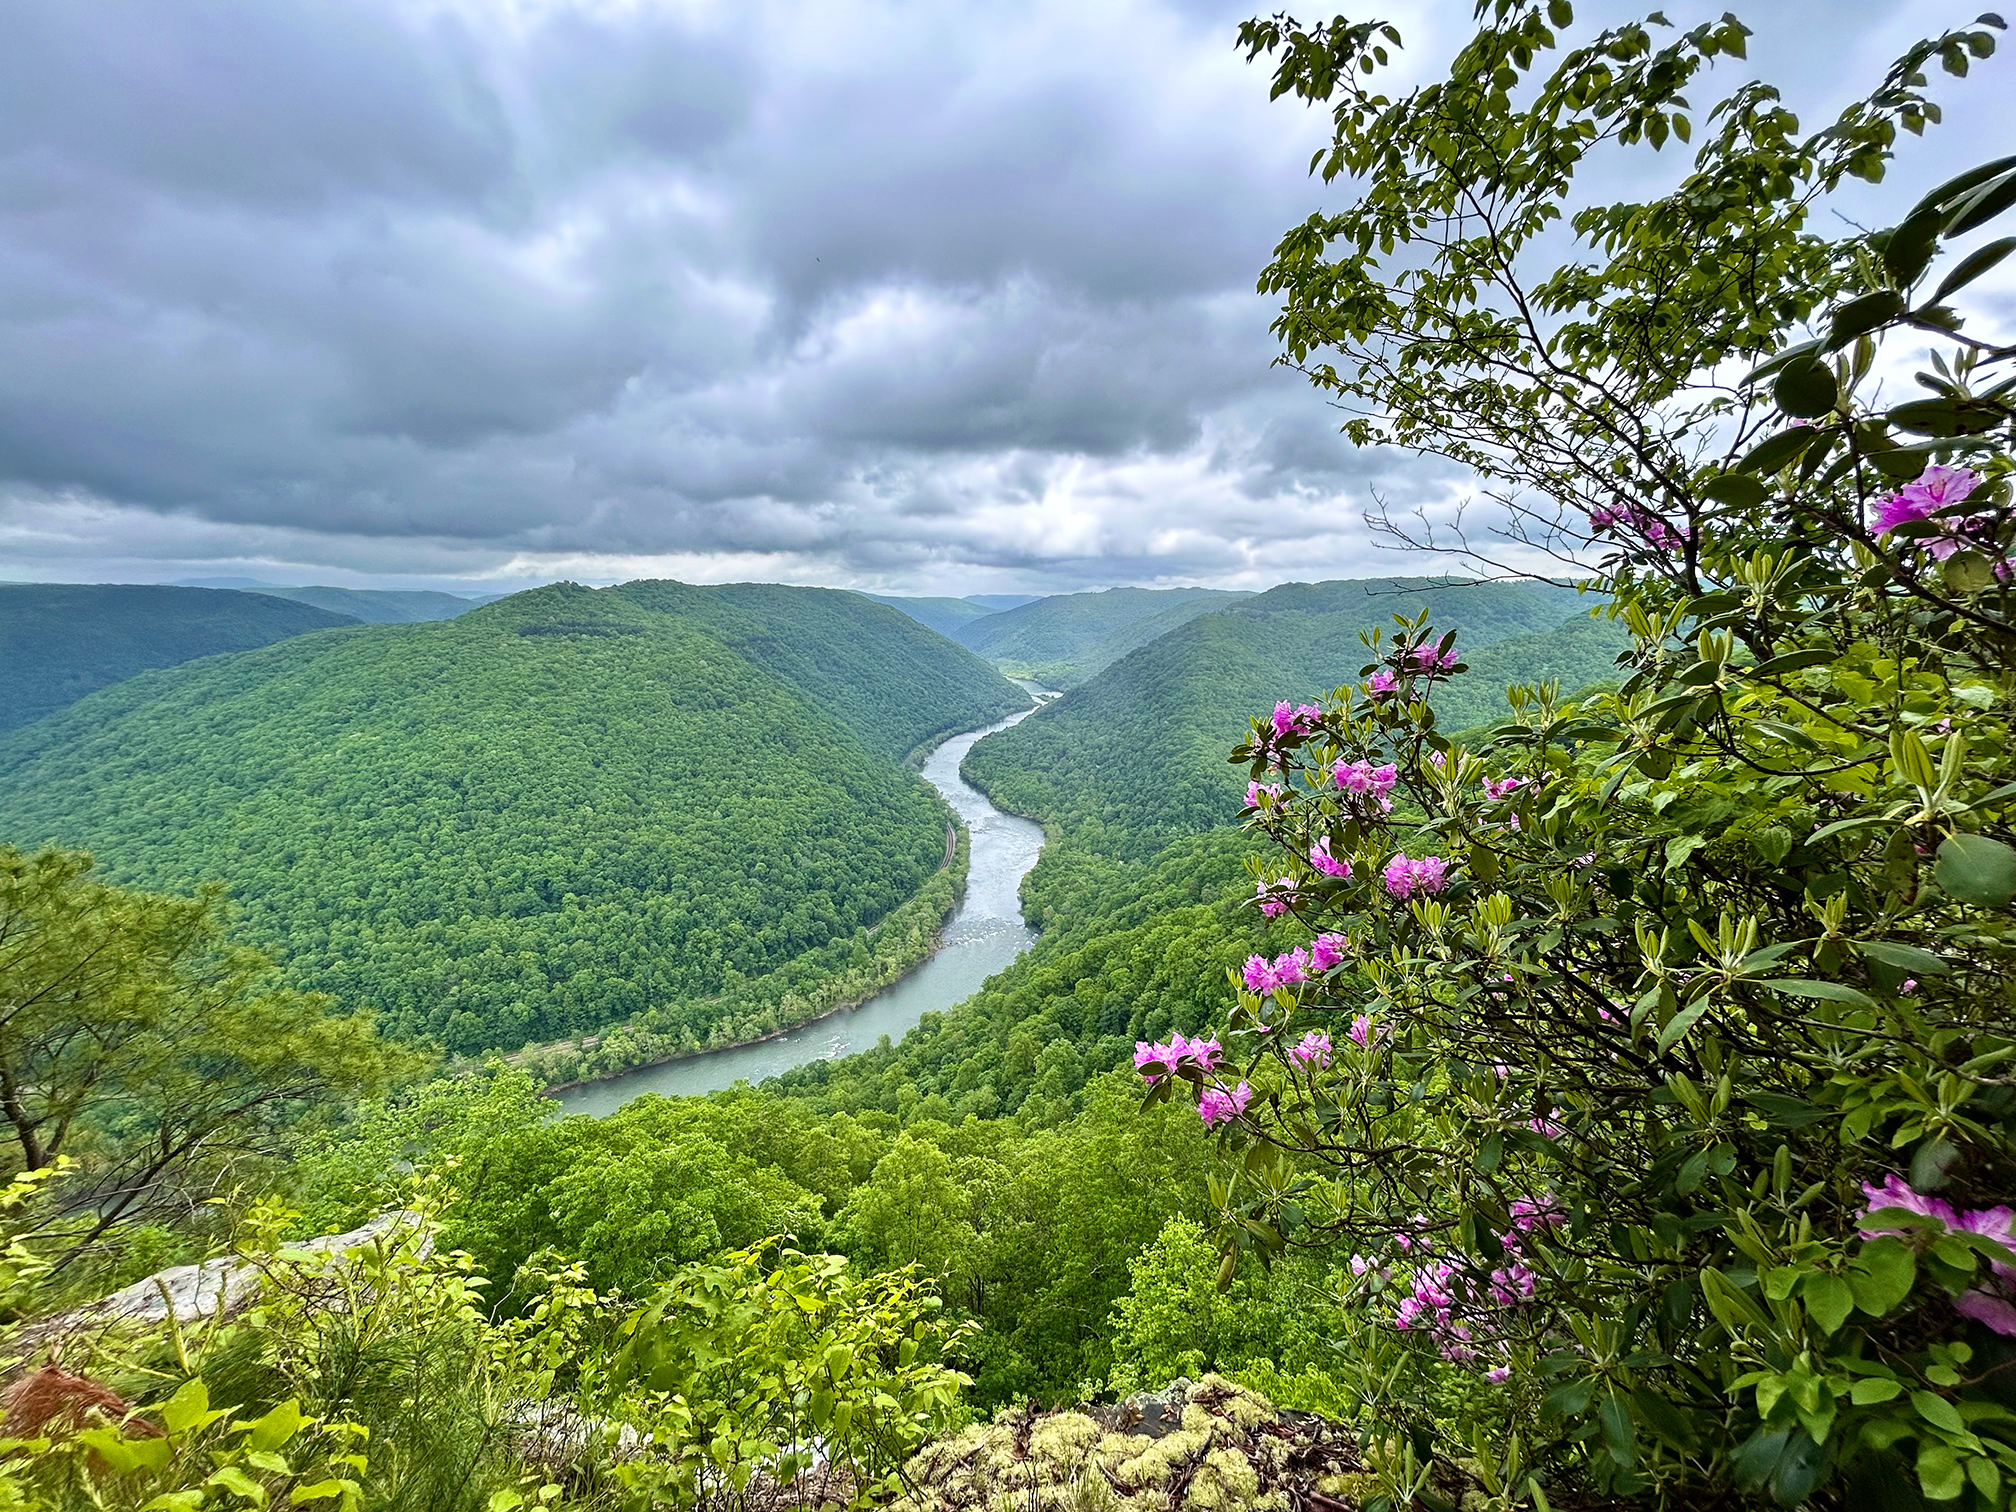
611;581;1027;760
864;594;1002;638
0;581;1022;1056
177;578;497;623
963;577;1623;853
950;586;1253;687
0;583;359;736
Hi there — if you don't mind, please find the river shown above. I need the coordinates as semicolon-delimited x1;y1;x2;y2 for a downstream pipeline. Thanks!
552;692;1049;1115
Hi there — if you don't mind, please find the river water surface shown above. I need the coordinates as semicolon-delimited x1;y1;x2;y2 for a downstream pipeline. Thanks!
554;694;1048;1115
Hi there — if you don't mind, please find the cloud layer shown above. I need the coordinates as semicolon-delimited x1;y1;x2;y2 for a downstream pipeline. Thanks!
0;0;2005;592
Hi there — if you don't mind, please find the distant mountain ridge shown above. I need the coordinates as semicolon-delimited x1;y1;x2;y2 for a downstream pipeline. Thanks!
962;576;1622;853
176;578;494;623
949;586;1254;687
0;583;358;736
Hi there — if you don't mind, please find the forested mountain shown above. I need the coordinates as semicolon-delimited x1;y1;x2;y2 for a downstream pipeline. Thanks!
951;585;1252;686
608;580;1028;759
180;578;490;623
0;583;357;735
0;583;988;1056
865;594;1001;637
962;577;1621;852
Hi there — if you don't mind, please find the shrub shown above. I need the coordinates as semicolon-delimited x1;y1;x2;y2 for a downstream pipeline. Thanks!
1151;4;2016;1506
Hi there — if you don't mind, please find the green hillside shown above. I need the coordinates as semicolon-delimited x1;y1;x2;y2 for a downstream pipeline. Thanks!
0;583;357;736
951;586;1252;687
0;583;968;1056
179;579;487;623
609;580;1028;760
865;594;1001;637
962;577;1620;852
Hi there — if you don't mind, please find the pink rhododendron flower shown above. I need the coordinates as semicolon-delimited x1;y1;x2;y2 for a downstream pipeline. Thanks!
1289;1030;1332;1070
1198;1080;1252;1128
1482;776;1524;800
1900;977;1918;995
1270;701;1323;738
1242;956;1277;993
1273;947;1310;986
1510;1196;1564;1234
1244;781;1282;810
1383;853;1450;898
1347;1014;1389;1049
1310;836;1352;878
1173;1034;1222;1074
1308;933;1347;971
1875;464;1984;534
1366;669;1397;695
1957;1288;2016;1336
1254;878;1299;918
1858;1174;1960;1235
1485;1366;1512;1384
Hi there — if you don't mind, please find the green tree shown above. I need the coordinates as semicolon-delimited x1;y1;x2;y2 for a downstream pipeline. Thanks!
0;845;394;1263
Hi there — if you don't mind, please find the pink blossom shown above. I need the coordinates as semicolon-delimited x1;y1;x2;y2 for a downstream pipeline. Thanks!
1510;1196;1564;1235
1383;853;1450;898
1242;956;1277;993
1485;1366;1512;1384
1347;1014;1390;1049
1273;947;1310;986
1366;669;1397;695
1526;1117;1565;1139
1954;1205;2016;1265
1254;878;1299;918
1310;836;1352;878
1900;977;1918;995
1875;464;1984;534
1244;781;1282;810
1173;1034;1222;1074
1289;1030;1332;1070
1348;1254;1371;1275
1956;1288;2016;1336
1409;644;1442;670
1308;933;1348;971
1333;760;1374;794
1858;1174;1960;1236
1198;1080;1252;1128
1270;701;1323;738
1134;1041;1175;1084
1482;776;1524;801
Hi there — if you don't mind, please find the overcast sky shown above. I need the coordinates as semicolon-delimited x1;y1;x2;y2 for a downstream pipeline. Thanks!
0;0;2008;595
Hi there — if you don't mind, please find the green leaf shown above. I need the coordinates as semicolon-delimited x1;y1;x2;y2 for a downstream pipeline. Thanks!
1918;1441;1966;1501
1946;165;2016;235
1657;1002;1710;1054
1934;833;2016;907
1855;940;1949;975
1850;1237;1919;1315
1851;1376;1903;1405
245;1399;309;1454
1933;235;2016;301
1700;473;1768;507
1825;289;1905;348
1737;427;1822;475
1802;1272;1856;1334
1774;358;1839;418
1912;1390;1966;1435
206;1466;269;1506
1760;978;1877;1008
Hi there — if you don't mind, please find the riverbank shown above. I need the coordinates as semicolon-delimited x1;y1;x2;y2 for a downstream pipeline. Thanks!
507;824;971;1092
551;701;1048;1114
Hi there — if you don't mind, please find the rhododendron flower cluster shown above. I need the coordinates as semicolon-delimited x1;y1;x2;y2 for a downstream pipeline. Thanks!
1408;643;1461;671
1382;852;1449;898
1588;502;1688;548
1873;463;1983;534
1243;946;1311;992
1307;932;1347;970
1197;1081;1252;1128
1253;878;1300;918
1858;1174;2016;1334
1482;776;1523;800
1132;1033;1223;1085
1287;1030;1332;1069
1333;759;1398;798
1270;701;1324;738
1347;1014;1390;1048
1365;669;1397;695
1309;836;1352;878
1244;780;1282;810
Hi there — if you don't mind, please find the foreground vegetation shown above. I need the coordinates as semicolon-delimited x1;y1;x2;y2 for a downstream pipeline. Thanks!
2;5;2014;1512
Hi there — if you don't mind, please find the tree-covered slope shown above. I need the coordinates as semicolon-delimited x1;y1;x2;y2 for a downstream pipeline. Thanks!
0;583;955;1056
865;594;1001;638
609;580;1029;760
0;584;358;736
950;587;1252;687
963;577;1620;852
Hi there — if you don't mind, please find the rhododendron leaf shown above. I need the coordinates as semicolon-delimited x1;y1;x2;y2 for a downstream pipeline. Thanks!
1856;940;1949;974
1700;474;1767;507
1934;833;2016;906
1932;235;2016;302
1737;427;1821;475
1761;979;1877;1008
1656;1003;1710;1054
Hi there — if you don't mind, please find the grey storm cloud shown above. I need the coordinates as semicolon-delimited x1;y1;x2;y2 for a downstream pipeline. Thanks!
0;0;2007;593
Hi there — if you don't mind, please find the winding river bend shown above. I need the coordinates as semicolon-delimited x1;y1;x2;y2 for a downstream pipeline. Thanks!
553;694;1049;1116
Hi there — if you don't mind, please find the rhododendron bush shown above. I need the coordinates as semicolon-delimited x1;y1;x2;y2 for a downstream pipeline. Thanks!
1144;4;2016;1507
